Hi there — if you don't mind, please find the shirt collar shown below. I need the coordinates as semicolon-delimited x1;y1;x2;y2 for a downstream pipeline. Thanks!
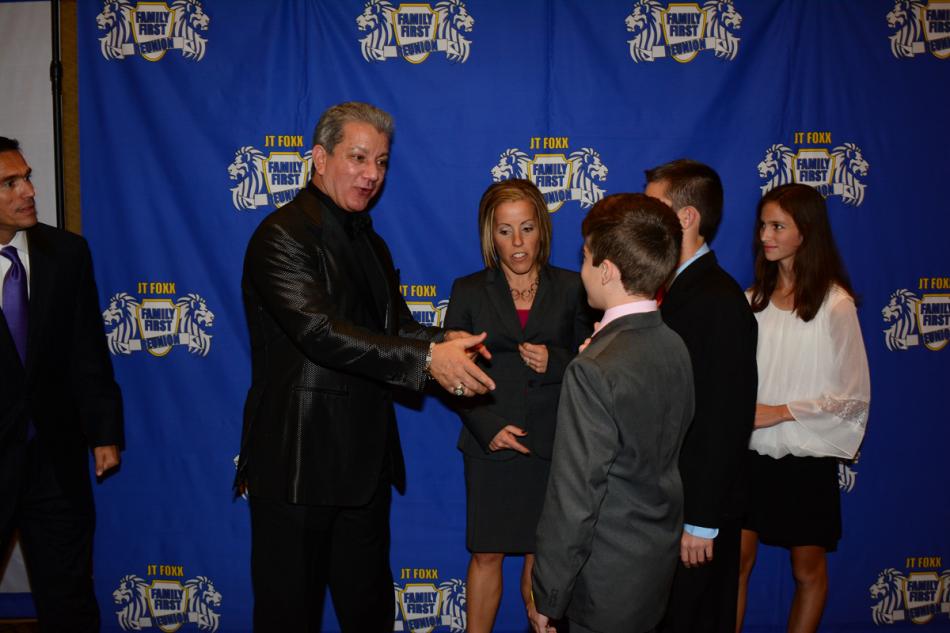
594;299;657;336
2;230;29;253
673;242;710;280
308;181;347;226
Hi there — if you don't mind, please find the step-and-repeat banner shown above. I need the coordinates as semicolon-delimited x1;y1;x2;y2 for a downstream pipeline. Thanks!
27;1;948;631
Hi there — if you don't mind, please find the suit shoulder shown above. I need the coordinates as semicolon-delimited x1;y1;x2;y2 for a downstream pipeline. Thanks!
546;265;580;284
675;263;752;315
29;222;84;244
584;323;689;375
28;223;90;256
249;200;324;249
707;262;748;297
452;269;490;288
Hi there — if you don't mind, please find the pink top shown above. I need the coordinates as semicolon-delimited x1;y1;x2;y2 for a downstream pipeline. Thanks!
516;308;530;330
593;299;657;337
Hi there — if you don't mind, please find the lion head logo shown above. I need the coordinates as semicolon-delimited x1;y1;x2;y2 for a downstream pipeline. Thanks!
940;571;950;607
703;0;742;60
438;579;467;633
103;292;141;356
184;576;222;632
357;0;396;62
113;574;149;631
176;293;214;356
626;0;665;62
757;144;795;195
491;149;531;182
228;146;267;210
882;289;920;351
170;0;211;61
435;0;475;63
838;451;859;493
870;568;907;625
96;0;134;60
569;148;608;208
887;0;925;58
830;143;868;207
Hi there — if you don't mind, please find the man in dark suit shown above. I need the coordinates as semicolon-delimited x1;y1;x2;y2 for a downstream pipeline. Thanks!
645;160;758;633
531;194;694;633
0;136;123;630
236;102;495;631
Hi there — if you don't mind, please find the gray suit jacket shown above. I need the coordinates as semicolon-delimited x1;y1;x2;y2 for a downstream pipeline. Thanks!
532;311;694;633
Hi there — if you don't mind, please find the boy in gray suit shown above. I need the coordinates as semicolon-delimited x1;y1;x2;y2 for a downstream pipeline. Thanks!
531;194;695;633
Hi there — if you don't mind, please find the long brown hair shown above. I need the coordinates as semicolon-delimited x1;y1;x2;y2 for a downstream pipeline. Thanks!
749;184;856;321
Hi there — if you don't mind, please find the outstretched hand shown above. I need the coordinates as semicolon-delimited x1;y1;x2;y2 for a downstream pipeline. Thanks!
430;332;495;396
445;329;491;361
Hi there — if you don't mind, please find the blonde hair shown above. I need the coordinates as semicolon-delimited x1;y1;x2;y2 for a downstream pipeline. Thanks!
477;179;551;269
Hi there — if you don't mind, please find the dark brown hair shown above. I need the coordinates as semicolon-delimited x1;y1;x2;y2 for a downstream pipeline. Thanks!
748;184;856;321
0;137;21;153
477;179;551;269
644;159;723;242
581;193;681;296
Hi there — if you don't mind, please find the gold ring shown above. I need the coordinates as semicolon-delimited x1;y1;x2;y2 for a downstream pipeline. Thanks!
453;383;465;396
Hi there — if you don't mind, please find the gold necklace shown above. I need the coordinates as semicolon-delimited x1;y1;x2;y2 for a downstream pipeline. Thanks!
510;277;539;302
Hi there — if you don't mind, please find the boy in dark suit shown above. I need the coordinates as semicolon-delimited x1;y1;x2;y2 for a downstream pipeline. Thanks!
531;194;694;633
645;160;757;633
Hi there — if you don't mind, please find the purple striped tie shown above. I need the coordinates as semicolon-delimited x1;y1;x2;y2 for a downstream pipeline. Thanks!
1;246;28;363
1;246;34;439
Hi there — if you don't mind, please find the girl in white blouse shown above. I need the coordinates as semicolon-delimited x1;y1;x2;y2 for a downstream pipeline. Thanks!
736;184;870;633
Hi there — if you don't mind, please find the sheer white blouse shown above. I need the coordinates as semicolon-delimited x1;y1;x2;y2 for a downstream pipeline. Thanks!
748;285;870;459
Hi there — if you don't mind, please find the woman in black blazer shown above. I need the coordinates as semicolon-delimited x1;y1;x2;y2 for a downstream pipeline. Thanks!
443;179;593;632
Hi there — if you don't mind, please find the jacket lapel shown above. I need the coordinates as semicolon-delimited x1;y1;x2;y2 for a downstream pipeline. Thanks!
485;268;523;341
362;231;394;332
24;228;54;380
664;251;716;315
0;306;22;371
523;265;553;339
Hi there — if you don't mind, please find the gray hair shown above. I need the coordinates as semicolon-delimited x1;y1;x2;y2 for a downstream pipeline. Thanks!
311;102;394;154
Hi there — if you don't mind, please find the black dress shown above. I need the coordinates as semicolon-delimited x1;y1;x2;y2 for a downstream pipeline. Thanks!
443;265;593;553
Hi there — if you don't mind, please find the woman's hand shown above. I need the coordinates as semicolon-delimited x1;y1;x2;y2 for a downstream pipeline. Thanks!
489;425;530;454
754;403;793;428
578;321;601;353
520;342;548;374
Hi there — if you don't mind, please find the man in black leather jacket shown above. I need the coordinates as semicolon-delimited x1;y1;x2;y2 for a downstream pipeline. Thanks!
236;102;493;631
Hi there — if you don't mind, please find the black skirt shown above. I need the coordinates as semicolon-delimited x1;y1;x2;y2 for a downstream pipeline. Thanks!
463;453;550;553
743;450;841;552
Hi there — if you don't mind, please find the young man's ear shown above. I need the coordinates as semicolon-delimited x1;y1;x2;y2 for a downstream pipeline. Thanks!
601;258;618;285
676;205;699;231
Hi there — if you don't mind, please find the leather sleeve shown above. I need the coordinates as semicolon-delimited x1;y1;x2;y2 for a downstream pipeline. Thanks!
245;217;430;391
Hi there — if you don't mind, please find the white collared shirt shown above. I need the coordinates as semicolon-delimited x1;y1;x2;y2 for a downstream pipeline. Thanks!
0;231;31;308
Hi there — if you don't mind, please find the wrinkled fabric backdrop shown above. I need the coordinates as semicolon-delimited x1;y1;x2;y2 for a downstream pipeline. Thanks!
11;1;946;631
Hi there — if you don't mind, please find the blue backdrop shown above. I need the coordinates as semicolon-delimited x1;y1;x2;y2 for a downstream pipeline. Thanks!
28;0;950;631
